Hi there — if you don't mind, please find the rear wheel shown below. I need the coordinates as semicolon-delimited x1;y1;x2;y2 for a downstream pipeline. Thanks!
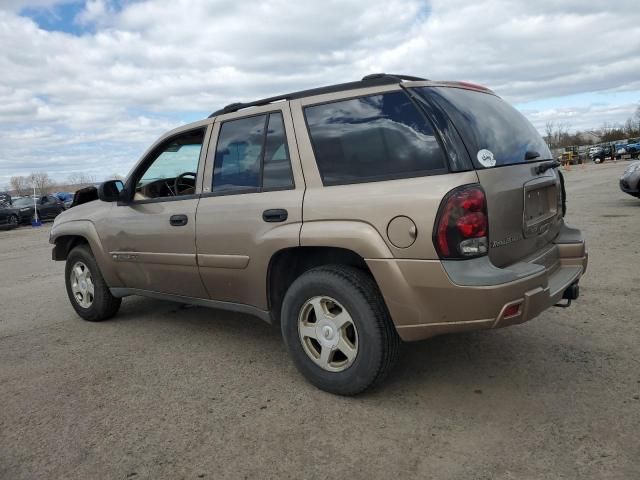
281;265;400;395
594;157;602;164
65;245;121;321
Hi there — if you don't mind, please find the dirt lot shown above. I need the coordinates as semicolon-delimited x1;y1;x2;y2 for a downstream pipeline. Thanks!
1;162;639;479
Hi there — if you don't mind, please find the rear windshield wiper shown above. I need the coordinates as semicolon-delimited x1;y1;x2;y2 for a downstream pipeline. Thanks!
534;159;561;174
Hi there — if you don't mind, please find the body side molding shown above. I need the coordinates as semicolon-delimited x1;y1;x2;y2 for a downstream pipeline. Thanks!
109;288;271;323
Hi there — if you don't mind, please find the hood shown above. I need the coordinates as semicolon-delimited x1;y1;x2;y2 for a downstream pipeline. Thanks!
53;199;112;226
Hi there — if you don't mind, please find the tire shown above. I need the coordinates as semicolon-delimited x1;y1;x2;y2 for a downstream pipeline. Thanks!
65;244;121;321
594;157;602;164
8;214;18;229
281;265;400;395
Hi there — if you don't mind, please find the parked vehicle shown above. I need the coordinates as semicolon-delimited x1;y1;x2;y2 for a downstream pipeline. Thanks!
0;194;22;229
562;145;579;165
50;74;587;395
54;192;75;209
616;138;640;159
13;195;65;223
590;144;614;163
620;161;640;198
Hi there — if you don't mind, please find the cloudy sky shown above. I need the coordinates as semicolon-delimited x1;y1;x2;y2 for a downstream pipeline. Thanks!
1;0;640;187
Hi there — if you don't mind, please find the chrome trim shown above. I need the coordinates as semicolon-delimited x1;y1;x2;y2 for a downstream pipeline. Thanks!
109;251;197;266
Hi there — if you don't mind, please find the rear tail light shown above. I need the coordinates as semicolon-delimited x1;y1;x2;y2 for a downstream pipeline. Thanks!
434;184;488;259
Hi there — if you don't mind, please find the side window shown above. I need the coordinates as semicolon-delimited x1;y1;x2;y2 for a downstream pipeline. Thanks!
212;112;294;193
304;91;446;186
213;115;265;192
263;113;294;190
135;128;205;200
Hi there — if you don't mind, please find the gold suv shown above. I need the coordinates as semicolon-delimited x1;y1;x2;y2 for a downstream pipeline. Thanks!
50;74;587;395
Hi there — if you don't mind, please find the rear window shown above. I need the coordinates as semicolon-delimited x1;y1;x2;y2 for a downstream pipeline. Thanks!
416;87;551;168
304;91;446;186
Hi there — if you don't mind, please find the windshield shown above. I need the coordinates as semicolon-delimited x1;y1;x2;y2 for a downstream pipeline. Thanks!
415;87;552;168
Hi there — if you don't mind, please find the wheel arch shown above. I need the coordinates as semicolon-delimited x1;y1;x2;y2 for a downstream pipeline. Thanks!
50;220;121;287
52;234;89;261
266;246;378;325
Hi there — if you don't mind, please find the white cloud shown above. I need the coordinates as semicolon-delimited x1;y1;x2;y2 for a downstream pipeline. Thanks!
1;0;640;186
75;0;112;26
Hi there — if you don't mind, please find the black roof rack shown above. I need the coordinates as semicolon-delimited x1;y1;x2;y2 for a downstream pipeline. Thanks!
208;73;428;117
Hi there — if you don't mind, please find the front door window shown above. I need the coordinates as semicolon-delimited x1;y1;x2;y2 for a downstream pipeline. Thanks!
134;128;205;200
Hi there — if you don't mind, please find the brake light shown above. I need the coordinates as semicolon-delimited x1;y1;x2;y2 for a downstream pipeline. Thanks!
434;185;488;259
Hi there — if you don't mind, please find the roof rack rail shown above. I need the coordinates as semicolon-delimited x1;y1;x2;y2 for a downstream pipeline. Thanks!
361;73;427;82
209;73;428;117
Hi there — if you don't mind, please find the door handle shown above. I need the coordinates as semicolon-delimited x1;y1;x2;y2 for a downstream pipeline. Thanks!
262;209;288;223
170;214;188;226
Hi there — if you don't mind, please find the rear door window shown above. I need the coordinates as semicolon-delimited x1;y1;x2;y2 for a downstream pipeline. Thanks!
304;91;446;186
213;112;294;193
416;87;552;168
213;115;265;192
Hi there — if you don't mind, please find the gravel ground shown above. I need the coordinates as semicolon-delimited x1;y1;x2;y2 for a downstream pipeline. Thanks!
1;161;639;479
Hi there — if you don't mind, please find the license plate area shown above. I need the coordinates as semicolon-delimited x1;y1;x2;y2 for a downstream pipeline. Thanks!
523;178;558;238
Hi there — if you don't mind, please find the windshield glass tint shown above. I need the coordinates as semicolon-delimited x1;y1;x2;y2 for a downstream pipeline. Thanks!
416;87;551;168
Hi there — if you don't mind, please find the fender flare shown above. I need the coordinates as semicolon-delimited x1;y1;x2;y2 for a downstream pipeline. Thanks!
300;220;392;259
49;220;122;287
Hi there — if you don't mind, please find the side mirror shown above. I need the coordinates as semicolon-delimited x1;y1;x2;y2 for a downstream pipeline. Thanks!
97;180;125;202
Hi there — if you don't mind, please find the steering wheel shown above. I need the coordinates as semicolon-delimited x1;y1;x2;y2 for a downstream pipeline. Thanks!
173;172;197;195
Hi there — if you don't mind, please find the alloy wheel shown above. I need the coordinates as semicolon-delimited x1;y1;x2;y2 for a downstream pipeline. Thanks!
69;261;94;308
298;296;358;372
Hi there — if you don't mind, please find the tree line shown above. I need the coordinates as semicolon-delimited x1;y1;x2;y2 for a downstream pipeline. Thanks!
6;172;123;196
545;105;640;149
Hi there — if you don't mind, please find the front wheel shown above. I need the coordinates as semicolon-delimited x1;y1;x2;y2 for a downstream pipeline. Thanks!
281;265;400;395
594;157;602;164
65;244;121;321
8;214;18;229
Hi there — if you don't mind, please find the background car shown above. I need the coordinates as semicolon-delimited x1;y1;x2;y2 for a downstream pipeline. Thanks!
620;161;640;198
0;194;21;229
54;192;75;209
12;195;66;223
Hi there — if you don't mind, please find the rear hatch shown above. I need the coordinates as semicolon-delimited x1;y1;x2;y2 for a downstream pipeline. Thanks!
414;86;562;267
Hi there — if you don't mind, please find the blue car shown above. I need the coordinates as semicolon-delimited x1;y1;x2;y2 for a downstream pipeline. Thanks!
54;191;75;209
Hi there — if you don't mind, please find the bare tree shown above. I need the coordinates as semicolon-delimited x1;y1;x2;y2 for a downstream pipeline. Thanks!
28;172;55;194
544;121;555;147
109;173;125;181
10;175;30;196
624;118;635;136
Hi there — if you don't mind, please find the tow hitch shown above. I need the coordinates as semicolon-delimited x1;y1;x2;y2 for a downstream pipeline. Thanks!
555;282;580;308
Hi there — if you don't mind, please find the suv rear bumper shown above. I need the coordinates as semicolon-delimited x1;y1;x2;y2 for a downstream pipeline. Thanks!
367;225;587;342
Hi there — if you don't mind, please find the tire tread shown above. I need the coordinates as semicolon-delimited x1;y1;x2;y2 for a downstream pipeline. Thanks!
66;244;121;321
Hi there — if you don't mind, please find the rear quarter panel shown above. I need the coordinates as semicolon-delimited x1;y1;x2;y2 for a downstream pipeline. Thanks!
299;173;479;259
290;90;479;260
